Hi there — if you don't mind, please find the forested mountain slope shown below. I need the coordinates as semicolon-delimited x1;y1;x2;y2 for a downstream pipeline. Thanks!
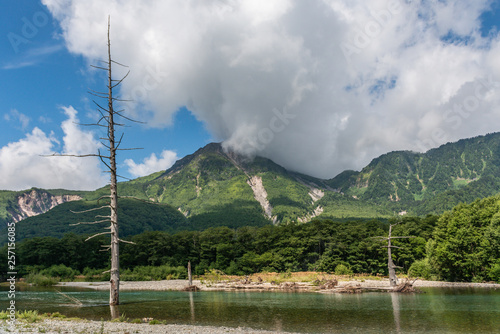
3;133;500;242
328;132;500;214
83;142;390;224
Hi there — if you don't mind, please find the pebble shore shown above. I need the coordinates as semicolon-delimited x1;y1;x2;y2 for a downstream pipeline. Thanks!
1;319;296;333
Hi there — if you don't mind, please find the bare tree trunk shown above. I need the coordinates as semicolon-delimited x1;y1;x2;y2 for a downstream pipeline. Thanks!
374;222;415;288
387;225;398;287
188;261;192;286
107;18;120;306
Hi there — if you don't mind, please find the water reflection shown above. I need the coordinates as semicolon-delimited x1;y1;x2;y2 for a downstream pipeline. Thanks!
391;293;401;334
110;305;119;320
189;292;195;322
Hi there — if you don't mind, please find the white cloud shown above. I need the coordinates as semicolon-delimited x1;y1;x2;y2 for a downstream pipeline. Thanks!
5;109;31;130
124;150;178;178
2;44;64;70
42;0;500;178
0;107;106;190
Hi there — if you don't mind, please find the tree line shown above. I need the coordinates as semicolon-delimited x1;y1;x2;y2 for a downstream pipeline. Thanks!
1;194;499;283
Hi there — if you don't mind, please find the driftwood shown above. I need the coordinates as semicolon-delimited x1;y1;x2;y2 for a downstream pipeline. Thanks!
337;283;363;293
241;276;252;284
313;278;339;290
393;278;420;293
280;282;299;290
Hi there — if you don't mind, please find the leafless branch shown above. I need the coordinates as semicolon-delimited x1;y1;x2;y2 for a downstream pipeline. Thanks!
95;195;111;202
111;60;129;67
41;153;100;158
55;290;83;306
99;155;112;171
93;100;109;113
85;231;111;242
115;133;124;149
111;70;130;88
114;112;146;124
117;147;143;151
70;206;110;214
118;196;162;205
77;122;108;128
90;64;108;71
88;88;109;96
88;92;108;99
118;238;136;245
117;174;132;181
70;219;111;226
390;236;416;239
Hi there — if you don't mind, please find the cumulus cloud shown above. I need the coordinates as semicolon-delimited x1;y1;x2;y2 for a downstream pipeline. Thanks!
124;150;178;178
0;107;106;190
42;0;500;178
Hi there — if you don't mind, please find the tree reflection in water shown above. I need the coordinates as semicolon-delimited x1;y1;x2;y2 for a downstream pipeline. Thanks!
391;293;401;334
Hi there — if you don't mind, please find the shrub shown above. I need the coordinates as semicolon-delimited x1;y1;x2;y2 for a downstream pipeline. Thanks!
82;268;111;281
25;273;59;286
40;264;78;280
489;263;500;283
202;269;225;285
17;310;43;323
120;265;187;281
0;311;10;320
111;313;128;323
49;312;66;319
334;264;353;275
279;269;292;279
408;259;432;280
472;275;485;283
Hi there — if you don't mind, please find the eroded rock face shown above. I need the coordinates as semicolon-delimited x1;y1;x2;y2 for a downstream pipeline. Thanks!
9;189;82;222
246;175;277;223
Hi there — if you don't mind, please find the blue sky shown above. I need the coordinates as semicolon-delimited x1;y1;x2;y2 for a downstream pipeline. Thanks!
2;0;500;190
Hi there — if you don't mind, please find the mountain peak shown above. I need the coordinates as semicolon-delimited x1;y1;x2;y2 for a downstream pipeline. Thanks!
160;142;224;177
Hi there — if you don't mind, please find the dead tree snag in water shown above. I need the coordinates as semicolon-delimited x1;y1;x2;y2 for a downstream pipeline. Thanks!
374;222;415;287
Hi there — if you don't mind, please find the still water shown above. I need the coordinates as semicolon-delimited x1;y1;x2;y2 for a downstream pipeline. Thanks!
1;286;499;333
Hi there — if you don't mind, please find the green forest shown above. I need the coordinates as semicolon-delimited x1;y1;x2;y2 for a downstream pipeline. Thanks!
2;193;499;283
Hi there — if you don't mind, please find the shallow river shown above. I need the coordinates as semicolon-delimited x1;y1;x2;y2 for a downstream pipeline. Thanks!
1;286;499;333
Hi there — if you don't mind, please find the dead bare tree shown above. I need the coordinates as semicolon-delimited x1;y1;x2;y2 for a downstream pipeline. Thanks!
87;17;146;306
374;221;415;287
46;17;140;305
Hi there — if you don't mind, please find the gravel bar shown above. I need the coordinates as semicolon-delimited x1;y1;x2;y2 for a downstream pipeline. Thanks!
1;319;297;333
55;279;500;291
